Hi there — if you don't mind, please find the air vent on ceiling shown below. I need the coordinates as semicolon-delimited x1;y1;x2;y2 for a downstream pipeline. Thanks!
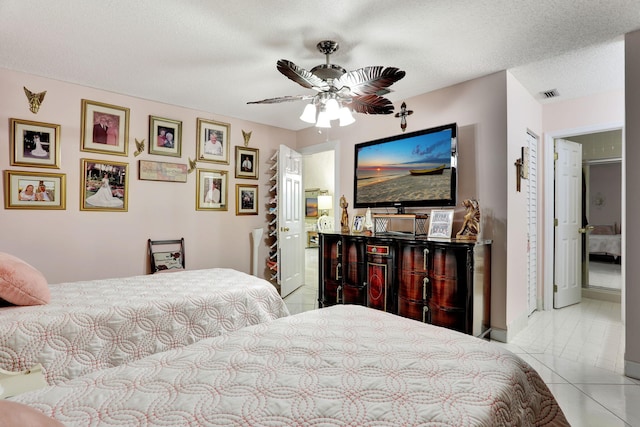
540;88;560;99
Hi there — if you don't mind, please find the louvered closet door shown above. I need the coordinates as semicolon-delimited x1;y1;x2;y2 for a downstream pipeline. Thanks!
527;131;538;315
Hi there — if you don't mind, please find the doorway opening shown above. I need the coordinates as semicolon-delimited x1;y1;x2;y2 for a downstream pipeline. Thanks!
543;125;623;311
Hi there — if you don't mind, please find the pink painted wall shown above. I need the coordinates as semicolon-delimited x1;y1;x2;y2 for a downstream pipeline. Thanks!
297;72;511;331
0;68;296;284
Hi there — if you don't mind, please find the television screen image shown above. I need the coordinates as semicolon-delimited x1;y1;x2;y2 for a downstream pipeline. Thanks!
354;123;457;212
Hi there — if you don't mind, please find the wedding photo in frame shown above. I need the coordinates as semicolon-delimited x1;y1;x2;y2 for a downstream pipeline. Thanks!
235;146;259;179
4;170;66;210
80;99;130;156
149;115;182;157
196;118;230;164
236;184;258;215
10;118;61;168
80;158;129;212
428;209;455;238
196;169;228;211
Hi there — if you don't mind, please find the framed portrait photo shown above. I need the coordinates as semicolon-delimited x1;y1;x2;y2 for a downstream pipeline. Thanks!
10;118;61;168
352;215;365;234
196;169;228;211
4;170;66;210
149;115;182;157
80;99;130;156
235;146;259;179
428;209;455;238
236;184;258;215
80;158;129;212
196;118;230;164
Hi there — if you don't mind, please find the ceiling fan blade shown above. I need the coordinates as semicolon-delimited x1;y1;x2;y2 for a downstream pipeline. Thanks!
277;59;329;92
346;94;395;115
337;66;406;96
247;94;314;104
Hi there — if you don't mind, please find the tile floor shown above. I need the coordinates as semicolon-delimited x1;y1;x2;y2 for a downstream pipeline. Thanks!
281;248;640;426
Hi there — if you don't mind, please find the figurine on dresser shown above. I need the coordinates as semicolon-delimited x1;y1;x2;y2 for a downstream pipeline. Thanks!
456;199;480;240
340;195;349;234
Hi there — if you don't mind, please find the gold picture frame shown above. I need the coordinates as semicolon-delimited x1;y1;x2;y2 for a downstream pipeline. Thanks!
149;115;182;157
4;170;66;210
138;160;188;182
196;169;228;211
10;118;61;168
80;158;129;212
196;118;230;164
80;99;130;156
235;146;259;179
236;184;258;215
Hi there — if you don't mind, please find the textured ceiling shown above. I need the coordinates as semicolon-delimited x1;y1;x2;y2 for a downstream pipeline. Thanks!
0;0;638;130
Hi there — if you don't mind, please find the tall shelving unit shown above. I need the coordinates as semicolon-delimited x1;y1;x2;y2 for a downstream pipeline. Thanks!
267;150;279;285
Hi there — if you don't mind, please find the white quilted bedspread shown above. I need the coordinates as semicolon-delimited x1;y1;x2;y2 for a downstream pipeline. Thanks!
0;268;289;385
12;305;569;426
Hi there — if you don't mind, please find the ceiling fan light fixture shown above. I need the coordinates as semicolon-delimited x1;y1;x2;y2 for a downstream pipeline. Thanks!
316;110;331;128
338;106;355;127
300;103;317;123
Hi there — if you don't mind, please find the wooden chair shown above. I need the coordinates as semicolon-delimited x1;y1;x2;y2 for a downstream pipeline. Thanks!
147;238;185;273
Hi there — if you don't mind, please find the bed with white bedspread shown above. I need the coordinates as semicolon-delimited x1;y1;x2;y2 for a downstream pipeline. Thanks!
0;268;289;386
10;305;569;426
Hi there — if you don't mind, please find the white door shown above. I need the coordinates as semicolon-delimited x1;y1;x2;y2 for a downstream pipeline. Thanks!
278;144;304;297
554;139;583;308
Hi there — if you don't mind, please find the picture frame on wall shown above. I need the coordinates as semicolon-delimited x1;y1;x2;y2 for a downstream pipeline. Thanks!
4;170;66;210
235;146;259;179
236;184;258;215
196;118;230;164
10;118;61;168
428;209;455;238
305;197;318;217
80;158;129;212
80;99;130;156
196;169;228;211
149;115;182;157
138;160;188;182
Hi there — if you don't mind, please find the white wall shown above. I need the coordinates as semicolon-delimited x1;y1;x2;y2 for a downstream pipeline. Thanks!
505;72;543;337
0;68;296;284
624;29;640;378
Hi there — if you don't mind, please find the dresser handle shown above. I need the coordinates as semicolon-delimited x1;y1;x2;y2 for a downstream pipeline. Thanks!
336;262;342;280
423;248;429;270
422;305;429;323
337;285;343;304
422;276;429;300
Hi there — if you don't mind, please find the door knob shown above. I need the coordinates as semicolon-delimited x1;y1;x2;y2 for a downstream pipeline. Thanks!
281;227;290;232
578;225;595;234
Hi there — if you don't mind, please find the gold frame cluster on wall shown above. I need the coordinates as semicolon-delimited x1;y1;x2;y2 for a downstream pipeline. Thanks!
5;88;265;215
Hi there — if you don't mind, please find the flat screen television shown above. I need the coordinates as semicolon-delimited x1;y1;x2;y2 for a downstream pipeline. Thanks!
353;123;457;213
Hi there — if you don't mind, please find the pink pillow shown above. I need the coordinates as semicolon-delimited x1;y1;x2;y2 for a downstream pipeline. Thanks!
0;253;50;306
0;400;64;426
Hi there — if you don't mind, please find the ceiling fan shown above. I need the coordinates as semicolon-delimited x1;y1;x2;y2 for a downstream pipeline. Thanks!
247;40;406;127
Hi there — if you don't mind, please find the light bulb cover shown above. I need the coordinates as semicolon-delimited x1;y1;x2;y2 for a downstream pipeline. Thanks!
299;103;317;123
325;98;340;120
338;106;355;126
316;111;331;128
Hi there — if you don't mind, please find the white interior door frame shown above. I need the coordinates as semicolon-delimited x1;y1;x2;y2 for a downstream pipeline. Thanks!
543;121;624;310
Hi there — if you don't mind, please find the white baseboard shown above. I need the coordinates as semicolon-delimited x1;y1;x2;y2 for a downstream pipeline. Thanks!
489;311;529;343
624;359;640;380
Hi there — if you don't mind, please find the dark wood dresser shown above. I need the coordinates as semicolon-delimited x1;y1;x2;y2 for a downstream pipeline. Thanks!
318;233;491;337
